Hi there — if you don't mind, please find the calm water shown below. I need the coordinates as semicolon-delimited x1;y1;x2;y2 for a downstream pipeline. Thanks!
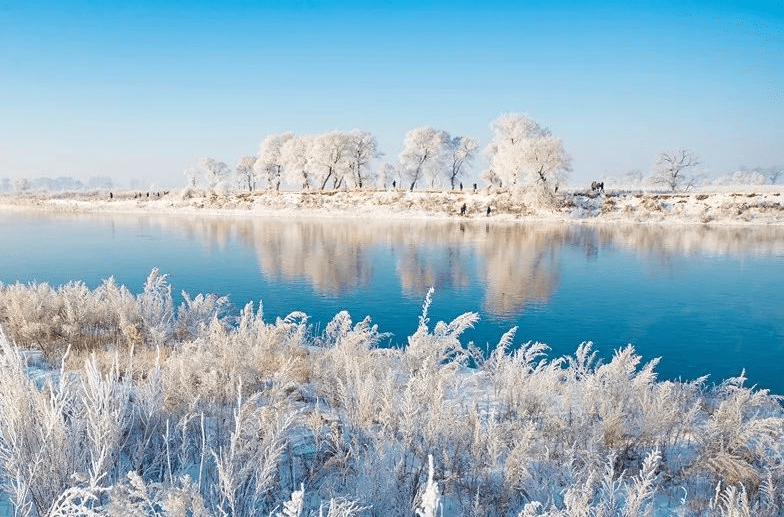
2;210;784;393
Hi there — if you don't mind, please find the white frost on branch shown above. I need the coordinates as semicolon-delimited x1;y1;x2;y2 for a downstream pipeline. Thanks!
483;113;571;193
415;455;441;517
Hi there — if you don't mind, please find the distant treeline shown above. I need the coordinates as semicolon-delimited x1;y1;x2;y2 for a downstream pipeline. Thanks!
0;175;115;193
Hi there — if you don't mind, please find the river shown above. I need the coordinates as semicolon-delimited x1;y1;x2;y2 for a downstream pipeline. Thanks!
2;210;783;393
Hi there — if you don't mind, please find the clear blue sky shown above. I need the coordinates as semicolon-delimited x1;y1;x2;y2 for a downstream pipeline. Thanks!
1;0;782;187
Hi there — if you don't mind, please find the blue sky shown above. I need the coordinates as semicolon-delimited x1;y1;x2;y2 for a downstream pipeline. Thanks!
1;0;782;187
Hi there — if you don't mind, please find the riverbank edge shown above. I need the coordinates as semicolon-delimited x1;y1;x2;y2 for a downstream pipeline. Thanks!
2;187;784;226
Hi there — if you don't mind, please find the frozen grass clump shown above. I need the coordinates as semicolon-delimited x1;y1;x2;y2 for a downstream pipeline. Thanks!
0;273;783;516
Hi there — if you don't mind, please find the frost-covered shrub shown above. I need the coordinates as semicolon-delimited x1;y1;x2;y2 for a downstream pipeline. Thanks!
1;275;784;516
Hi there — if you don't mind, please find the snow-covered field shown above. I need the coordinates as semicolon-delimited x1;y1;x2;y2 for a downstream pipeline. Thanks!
1;188;783;516
1;185;784;225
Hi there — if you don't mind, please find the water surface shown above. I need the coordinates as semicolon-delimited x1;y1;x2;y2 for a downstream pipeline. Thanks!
2;210;783;393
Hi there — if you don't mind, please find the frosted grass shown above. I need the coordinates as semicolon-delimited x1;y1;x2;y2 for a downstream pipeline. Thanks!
0;271;782;516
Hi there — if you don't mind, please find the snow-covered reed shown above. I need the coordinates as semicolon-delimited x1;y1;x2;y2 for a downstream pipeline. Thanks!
0;271;782;516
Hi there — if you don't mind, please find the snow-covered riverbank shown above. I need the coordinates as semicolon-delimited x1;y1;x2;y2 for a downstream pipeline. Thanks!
2;186;784;225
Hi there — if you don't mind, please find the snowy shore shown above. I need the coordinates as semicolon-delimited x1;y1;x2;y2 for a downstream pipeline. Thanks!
2;185;784;225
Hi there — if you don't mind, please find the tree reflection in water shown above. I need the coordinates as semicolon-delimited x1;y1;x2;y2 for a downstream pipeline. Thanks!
3;211;783;388
148;215;784;321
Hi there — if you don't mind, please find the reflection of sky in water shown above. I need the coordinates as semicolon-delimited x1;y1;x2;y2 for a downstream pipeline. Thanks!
1;211;783;394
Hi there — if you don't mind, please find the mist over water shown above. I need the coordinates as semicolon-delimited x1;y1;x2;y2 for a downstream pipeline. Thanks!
2;211;784;393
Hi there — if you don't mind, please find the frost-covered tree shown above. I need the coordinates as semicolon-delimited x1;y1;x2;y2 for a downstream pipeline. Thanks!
483;114;542;188
624;169;644;187
255;132;294;191
765;165;783;184
347;129;379;188
281;135;315;189
713;168;768;186
480;167;502;189
199;157;230;191
14;177;30;193
445;135;479;189
236;155;257;191
1;177;10;192
312;131;352;190
484;113;571;191
185;167;200;188
717;166;783;185
526;135;572;188
378;162;398;189
652;148;700;192
398;127;448;191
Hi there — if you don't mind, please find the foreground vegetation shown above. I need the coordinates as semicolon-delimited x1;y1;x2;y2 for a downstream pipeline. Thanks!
0;270;783;516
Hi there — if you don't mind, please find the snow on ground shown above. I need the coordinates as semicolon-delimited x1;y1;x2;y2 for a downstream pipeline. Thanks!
1;185;784;225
